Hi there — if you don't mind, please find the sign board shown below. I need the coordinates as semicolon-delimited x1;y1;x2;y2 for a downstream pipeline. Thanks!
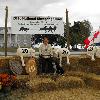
11;16;64;34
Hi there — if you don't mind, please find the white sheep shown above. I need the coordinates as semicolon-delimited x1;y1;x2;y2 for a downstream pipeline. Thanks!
87;45;100;60
16;46;35;66
52;47;70;67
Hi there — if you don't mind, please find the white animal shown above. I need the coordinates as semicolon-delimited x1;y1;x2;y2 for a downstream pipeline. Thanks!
52;47;70;67
87;45;100;61
16;46;35;66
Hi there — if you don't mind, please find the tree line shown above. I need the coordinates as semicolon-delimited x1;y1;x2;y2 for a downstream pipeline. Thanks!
32;20;92;49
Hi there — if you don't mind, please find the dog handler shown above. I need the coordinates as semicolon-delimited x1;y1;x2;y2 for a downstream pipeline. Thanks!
39;37;54;74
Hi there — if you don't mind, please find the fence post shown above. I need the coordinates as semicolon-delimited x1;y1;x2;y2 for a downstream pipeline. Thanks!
4;6;8;56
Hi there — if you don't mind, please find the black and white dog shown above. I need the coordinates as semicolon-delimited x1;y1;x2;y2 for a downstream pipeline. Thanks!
52;58;64;75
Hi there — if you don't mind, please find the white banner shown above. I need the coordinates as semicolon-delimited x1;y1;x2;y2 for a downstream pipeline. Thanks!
11;16;64;34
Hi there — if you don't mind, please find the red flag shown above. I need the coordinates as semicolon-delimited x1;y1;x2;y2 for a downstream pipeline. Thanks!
84;31;100;48
93;31;100;39
84;38;90;45
84;35;94;48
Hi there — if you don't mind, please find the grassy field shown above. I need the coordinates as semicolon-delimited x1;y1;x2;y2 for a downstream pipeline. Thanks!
0;47;17;52
0;47;39;52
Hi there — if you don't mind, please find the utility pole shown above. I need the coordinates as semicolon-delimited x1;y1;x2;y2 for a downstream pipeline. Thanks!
4;6;8;56
66;9;70;49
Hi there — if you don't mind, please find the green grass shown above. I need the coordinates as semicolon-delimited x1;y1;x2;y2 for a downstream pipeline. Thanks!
0;47;39;52
0;47;17;52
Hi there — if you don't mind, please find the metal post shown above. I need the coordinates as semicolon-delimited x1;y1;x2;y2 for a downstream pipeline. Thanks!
66;9;70;49
4;6;8;56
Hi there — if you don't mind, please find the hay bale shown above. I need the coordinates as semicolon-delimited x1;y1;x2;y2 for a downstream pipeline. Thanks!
0;56;21;67
91;76;100;89
26;77;57;92
0;58;9;68
56;76;85;89
64;71;86;78
12;75;29;89
92;66;100;75
0;58;11;74
63;57;80;72
84;74;100;89
83;73;100;89
69;57;80;66
62;57;100;74
78;58;100;72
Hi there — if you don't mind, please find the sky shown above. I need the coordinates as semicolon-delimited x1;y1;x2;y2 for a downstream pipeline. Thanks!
0;0;100;31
